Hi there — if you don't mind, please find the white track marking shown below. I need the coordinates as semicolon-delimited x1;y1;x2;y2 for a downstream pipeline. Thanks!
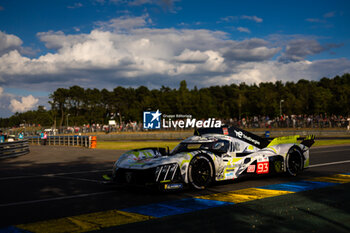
0;191;117;208
0;169;110;181
309;160;350;168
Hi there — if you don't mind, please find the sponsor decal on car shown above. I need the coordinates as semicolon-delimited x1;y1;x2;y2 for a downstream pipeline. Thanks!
164;183;183;190
247;164;256;173
224;172;235;179
125;172;133;183
233;129;261;145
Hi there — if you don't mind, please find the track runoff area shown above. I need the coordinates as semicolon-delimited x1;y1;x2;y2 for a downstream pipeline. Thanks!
0;145;350;233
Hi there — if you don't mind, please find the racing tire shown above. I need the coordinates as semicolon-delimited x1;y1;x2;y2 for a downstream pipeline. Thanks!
286;147;304;176
188;154;214;190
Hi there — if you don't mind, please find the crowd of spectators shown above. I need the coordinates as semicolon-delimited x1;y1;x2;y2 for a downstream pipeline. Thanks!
226;114;350;129
63;114;350;133
3;114;350;137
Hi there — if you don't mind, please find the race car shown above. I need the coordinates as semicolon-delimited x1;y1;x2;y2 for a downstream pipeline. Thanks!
111;126;315;190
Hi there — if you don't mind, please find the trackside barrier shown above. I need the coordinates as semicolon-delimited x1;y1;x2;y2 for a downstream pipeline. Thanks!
0;140;30;159
90;136;97;149
27;136;94;148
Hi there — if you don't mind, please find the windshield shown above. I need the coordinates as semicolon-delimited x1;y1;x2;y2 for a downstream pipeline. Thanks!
171;140;229;154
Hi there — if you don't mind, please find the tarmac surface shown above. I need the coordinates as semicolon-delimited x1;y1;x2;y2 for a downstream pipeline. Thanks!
0;145;350;232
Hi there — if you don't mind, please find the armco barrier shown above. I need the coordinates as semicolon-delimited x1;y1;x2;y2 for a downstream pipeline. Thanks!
27;136;93;148
96;129;349;141
0;139;30;159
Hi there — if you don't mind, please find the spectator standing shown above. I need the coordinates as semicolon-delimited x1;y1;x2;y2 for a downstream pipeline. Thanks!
40;131;48;145
0;130;4;143
18;132;24;140
43;132;48;145
40;131;44;145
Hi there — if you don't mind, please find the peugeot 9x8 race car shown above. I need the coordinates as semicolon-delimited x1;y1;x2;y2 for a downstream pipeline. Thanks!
111;126;315;190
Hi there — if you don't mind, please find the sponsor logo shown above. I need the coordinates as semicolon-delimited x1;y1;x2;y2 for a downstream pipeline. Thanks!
258;157;269;162
165;183;183;190
143;110;162;129
234;130;260;145
225;172;235;179
125;172;133;183
247;164;256;173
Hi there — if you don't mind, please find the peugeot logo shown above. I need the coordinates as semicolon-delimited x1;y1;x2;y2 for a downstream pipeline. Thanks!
125;172;133;183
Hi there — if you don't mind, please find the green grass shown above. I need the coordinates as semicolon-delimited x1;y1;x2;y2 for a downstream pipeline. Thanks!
313;139;350;147
97;141;181;150
96;139;350;150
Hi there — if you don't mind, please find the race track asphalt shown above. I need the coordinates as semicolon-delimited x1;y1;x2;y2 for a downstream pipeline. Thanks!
0;144;349;232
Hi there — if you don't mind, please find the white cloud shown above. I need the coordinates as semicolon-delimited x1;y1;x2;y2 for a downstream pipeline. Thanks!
67;2;83;9
9;95;39;113
0;16;349;95
323;11;336;18
279;39;342;62
209;59;350;86
241;15;263;23
0;87;14;116
128;0;152;6
219;16;237;22
175;49;210;63
237;27;251;33
305;18;326;23
111;0;180;12
0;31;23;55
96;15;151;31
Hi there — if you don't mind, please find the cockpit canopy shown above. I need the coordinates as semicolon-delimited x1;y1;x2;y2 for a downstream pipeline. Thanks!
171;136;230;154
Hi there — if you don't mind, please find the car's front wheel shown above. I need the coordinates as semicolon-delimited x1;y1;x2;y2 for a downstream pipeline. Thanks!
286;147;304;176
188;154;214;190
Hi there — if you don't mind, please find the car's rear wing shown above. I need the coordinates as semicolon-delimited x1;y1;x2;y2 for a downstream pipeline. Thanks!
195;126;315;149
267;135;315;148
300;135;316;148
195;126;270;149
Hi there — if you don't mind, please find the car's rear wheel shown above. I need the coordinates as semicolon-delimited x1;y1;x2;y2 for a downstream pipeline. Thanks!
188;155;214;190
286;147;304;176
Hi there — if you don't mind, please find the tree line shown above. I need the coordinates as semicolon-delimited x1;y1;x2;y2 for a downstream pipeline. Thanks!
1;73;349;128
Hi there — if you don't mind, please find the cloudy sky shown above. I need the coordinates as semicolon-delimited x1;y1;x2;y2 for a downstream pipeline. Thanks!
0;0;350;117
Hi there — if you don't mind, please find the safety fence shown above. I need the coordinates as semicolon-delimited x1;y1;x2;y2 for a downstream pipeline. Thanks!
27;136;96;148
0;139;30;159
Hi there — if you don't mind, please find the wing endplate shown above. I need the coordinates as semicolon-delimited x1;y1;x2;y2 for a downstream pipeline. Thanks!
267;135;300;147
301;135;315;148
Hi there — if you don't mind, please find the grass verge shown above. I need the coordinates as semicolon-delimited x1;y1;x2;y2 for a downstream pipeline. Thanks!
313;139;350;147
96;141;181;150
96;139;350;150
